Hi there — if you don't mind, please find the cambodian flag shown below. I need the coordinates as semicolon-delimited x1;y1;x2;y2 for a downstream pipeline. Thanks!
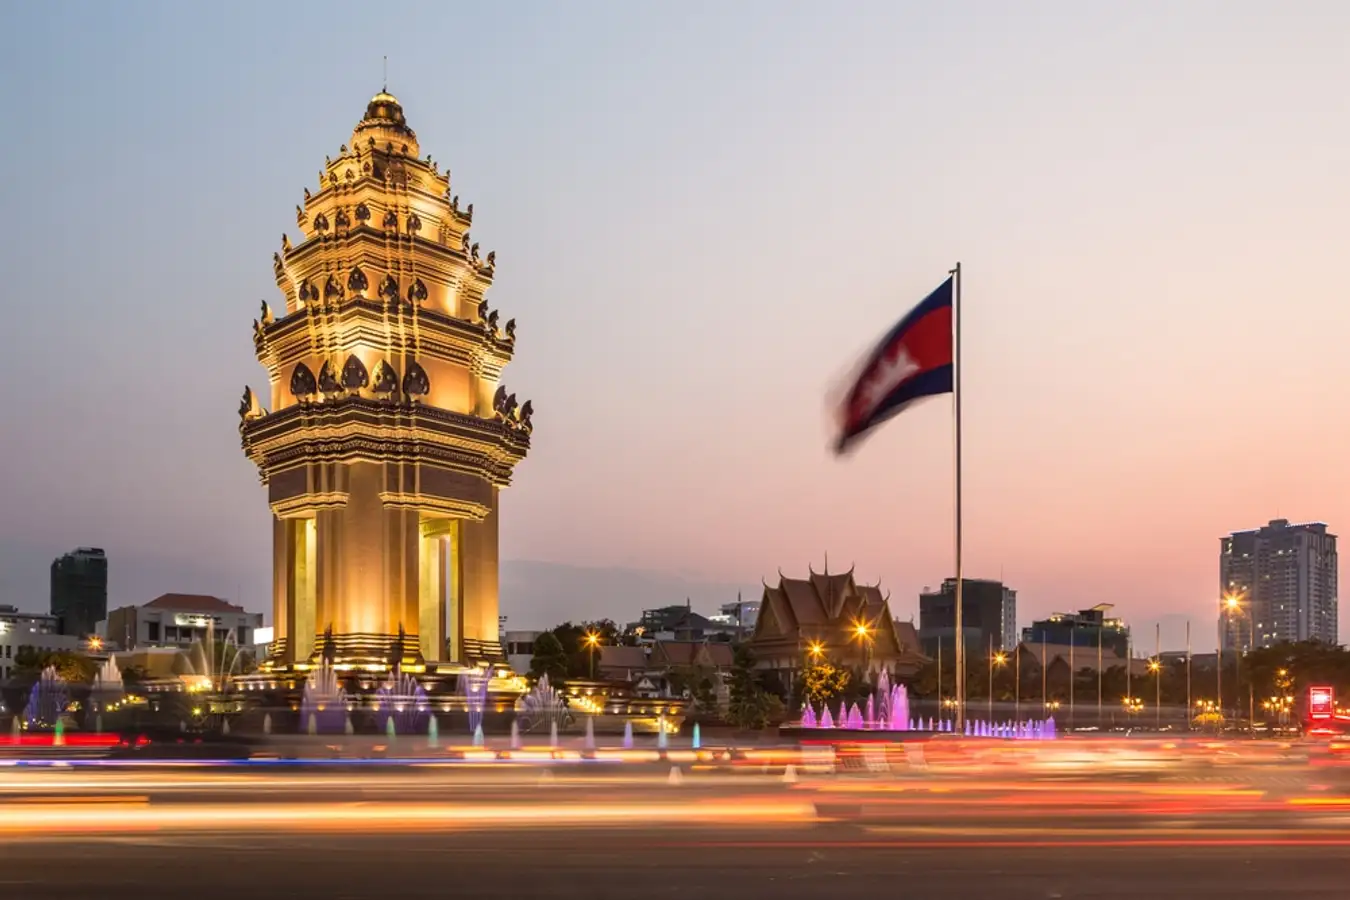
834;276;954;454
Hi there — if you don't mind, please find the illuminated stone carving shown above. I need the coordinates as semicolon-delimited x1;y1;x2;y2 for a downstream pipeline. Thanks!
289;362;317;399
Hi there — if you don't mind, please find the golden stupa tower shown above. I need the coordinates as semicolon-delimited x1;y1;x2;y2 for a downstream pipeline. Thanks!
240;91;531;672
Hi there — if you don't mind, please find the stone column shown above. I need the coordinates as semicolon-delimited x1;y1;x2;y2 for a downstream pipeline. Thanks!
418;521;449;662
458;488;500;648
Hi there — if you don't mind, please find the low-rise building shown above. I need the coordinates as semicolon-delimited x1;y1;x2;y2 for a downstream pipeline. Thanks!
105;594;263;651
503;629;542;675
597;640;738;699
0;606;80;681
1022;604;1130;657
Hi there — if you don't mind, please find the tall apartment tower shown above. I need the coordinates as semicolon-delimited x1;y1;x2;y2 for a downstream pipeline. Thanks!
1220;519;1338;650
50;547;108;637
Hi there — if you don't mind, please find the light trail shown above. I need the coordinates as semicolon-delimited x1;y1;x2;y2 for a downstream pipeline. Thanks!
0;799;820;835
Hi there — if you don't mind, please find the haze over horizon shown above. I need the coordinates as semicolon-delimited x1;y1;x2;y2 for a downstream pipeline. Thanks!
1;1;1347;650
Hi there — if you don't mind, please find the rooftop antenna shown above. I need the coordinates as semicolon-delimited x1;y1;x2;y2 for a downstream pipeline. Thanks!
383;55;388;91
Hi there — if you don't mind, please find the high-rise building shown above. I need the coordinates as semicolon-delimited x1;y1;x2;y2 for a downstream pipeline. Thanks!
918;577;1017;655
1220;519;1338;650
49;547;107;637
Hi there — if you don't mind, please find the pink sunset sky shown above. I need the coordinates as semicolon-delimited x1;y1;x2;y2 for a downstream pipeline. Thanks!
0;2;1345;648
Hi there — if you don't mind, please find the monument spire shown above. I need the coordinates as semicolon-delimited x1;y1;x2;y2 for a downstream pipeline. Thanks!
242;90;531;676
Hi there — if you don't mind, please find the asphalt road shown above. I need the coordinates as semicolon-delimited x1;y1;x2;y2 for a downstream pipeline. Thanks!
2;753;1349;899
4;831;1350;899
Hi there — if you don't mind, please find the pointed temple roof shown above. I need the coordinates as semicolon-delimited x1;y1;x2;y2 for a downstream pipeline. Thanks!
750;568;926;669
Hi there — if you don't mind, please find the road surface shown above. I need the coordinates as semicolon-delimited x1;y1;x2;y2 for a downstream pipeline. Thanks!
0;749;1347;898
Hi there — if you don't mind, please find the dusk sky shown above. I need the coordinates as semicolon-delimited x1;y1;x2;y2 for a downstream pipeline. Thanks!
1;1;1346;648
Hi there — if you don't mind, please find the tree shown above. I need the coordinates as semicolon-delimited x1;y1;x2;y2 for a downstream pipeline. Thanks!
546;620;621;679
802;660;850;705
13;648;96;684
529;632;568;683
727;645;774;729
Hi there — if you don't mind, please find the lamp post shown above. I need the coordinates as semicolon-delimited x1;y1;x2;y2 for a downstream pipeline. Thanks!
1014;644;1021;724
853;621;873;677
1224;592;1255;730
1148;658;1162;730
987;635;994;720
584;631;600;681
1126;633;1132;725
990;648;1007;721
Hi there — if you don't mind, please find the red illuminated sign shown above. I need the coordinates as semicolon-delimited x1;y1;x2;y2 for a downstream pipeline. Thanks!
1309;685;1334;720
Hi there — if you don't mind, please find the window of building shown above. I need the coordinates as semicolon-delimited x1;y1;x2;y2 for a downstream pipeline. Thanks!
147;622;160;641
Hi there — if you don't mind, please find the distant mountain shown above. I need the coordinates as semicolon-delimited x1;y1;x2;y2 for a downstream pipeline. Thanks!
499;560;762;631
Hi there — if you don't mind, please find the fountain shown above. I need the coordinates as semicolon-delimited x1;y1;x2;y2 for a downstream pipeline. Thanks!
801;703;818;728
549;720;558;748
183;629;247;693
509;719;521;749
460;669;490;736
427;717;439;749
375;669;430;736
622;720;633;749
386;717;396;739
473;723;484;747
299;662;348;734
263;712;272;734
91;656;124;712
657;719;668;750
584;717;595;750
797;676;917;733
180;630;249;731
890;685;909;730
23;667;69;731
692;722;701;750
518;674;568;734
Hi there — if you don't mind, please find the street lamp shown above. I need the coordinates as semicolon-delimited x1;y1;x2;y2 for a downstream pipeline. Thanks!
1148;658;1161;730
1223;593;1255;729
584;631;600;680
852;621;873;675
990;650;1007;720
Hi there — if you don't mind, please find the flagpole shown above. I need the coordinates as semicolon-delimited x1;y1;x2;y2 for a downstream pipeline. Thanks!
950;261;964;731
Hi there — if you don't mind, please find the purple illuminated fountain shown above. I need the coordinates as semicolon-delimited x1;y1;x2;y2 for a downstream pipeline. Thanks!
796;670;1057;738
375;669;430;736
